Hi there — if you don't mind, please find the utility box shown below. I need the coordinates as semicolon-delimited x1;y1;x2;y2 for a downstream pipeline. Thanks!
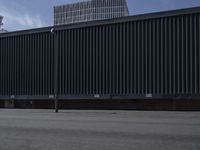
4;100;15;108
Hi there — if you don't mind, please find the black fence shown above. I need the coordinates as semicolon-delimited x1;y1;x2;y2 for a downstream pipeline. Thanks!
0;7;200;100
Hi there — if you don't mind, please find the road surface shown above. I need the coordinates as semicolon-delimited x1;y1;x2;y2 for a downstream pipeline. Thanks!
0;109;199;150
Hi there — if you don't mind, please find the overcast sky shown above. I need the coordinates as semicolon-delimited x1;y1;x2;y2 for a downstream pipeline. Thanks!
0;0;200;31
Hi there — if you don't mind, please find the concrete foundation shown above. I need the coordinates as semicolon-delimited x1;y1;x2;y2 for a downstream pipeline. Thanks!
0;99;199;110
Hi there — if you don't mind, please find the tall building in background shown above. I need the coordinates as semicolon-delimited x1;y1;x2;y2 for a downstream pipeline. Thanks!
0;15;3;29
54;0;129;25
0;15;7;33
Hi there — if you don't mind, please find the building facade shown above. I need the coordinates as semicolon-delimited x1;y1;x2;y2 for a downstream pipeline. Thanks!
0;7;200;110
54;0;129;25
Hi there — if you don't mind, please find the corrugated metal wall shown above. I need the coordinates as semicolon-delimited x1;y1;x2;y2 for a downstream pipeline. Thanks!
0;33;54;97
0;9;200;100
57;12;200;98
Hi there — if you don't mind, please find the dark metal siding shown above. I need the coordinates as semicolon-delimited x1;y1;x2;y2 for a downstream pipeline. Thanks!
0;8;200;100
57;12;200;98
0;33;54;98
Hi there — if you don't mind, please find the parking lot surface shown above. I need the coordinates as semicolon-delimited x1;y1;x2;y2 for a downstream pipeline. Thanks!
0;109;199;150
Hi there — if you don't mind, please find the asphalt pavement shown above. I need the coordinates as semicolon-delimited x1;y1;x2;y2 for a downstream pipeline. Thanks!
0;109;199;150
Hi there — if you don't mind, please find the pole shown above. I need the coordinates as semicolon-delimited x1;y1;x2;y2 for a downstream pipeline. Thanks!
51;28;59;113
55;96;58;113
